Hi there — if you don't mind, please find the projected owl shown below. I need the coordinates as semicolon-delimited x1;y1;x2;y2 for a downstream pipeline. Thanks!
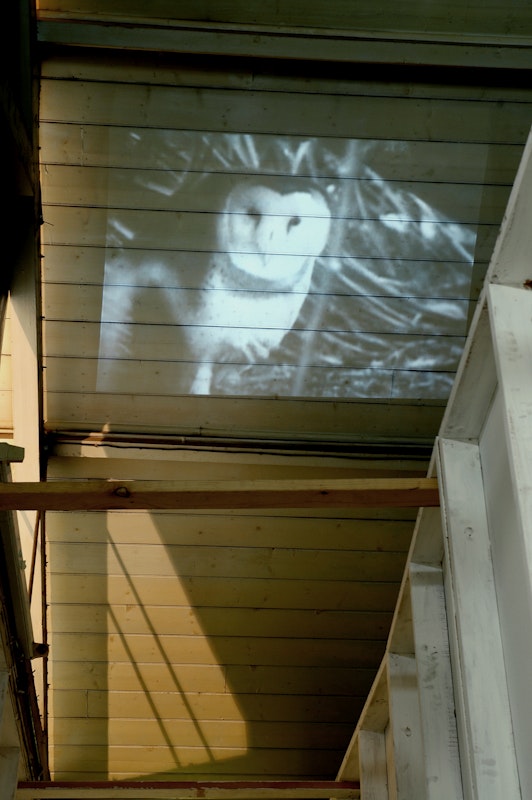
184;182;332;393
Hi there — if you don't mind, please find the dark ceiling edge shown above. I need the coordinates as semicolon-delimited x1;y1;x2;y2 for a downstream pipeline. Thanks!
35;15;532;75
45;430;434;462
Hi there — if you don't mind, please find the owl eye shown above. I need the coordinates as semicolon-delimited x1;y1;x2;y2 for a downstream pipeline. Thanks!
246;206;261;223
288;215;301;230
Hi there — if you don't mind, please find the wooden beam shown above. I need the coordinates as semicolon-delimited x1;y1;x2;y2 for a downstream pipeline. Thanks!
36;15;532;71
0;477;439;511
438;438;520;799
17;780;360;799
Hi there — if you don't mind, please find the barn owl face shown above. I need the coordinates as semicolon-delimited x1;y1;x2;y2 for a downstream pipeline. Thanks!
217;183;332;285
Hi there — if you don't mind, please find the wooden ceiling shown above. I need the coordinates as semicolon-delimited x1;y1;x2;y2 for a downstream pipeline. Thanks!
21;0;532;789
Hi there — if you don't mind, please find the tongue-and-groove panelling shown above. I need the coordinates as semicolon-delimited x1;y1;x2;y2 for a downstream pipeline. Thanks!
46;449;419;780
38;53;532;441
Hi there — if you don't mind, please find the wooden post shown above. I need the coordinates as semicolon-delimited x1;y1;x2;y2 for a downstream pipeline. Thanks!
438;438;520;799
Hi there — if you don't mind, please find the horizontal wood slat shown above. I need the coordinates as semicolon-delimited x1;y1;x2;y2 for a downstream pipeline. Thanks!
35;0;532;40
49;604;393;639
48;543;406;582
41;251;480;302
49;660;378;695
17;779;361;799
41;164;508;226
38;126;524;185
39;80;532;143
46;511;414;550
48;575;401;611
0;477;439;510
51;718;353;750
49;688;367;723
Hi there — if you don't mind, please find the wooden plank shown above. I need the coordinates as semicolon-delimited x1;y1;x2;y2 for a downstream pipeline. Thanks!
409;564;463;800
336;659;389;785
39;80;532;144
17;779;360;799
48;574;401;612
36;53;532;103
42;279;475;336
46;511;414;552
487;127;532;287
48;630;386;670
35;13;532;71
49;660;377;696
43;320;465;373
41;164;506;225
409;506;444;566
34;0;532;39
438;438;520;799
384;723;397;800
484;283;532;799
38;123;525;185
41;204;481;266
51;718;353;750
42;356;456;403
41;251;477;304
49;689;366;723
439;298;497;441
45;446;427;481
45;355;454;403
387;573;414;656
51;717;352;751
44;354;460;402
386;653;425;800
0;477;440;511
47;745;344;777
357;730;388;800
48;542;406;582
49;603;393;640
43;385;444;441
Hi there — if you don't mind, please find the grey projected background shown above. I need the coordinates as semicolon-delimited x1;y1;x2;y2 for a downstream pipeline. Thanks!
97;132;479;400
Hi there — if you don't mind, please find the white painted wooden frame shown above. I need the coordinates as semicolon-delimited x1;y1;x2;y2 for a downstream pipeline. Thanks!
436;125;532;798
339;127;532;798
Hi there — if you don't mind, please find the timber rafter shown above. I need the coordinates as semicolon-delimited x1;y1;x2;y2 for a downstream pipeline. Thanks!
17;780;361;799
0;477;439;511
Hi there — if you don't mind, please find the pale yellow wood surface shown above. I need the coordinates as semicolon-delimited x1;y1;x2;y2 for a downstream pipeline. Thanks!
47;745;348;778
45;452;416;781
47;511;414;549
50;687;368;722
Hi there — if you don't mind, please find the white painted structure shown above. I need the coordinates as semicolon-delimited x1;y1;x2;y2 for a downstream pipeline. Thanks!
338;130;532;798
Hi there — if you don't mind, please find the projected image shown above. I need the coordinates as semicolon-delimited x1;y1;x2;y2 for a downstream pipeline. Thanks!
97;132;479;400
